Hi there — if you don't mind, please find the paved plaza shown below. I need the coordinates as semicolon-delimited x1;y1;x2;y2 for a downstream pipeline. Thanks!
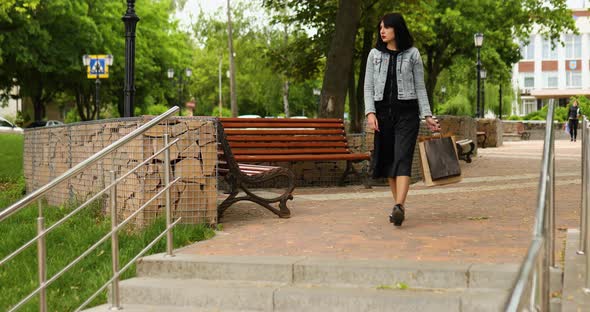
181;140;583;265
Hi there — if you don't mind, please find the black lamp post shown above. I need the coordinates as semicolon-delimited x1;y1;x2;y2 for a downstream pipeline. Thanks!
480;69;487;118
167;68;192;115
122;0;140;118
474;33;484;118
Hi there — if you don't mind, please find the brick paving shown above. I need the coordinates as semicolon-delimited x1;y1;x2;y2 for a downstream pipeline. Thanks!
180;140;583;265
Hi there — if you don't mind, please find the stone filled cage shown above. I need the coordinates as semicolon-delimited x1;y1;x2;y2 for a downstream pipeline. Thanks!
23;116;218;227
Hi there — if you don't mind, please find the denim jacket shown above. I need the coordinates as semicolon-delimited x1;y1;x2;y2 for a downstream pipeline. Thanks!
364;47;432;119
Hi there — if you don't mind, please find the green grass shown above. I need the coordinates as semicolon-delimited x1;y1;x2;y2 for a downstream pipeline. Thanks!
0;134;24;181
0;134;216;311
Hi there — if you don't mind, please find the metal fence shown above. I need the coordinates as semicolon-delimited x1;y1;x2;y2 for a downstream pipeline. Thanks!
22;115;218;227
575;115;590;295
1;107;188;311
505;99;557;311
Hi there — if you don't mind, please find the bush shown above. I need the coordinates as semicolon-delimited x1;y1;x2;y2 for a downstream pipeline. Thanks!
507;115;522;120
211;106;232;117
64;108;81;123
530;115;544;121
438;92;472;116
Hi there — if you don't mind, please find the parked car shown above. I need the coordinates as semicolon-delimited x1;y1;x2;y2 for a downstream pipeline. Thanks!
26;120;64;128
0;117;24;134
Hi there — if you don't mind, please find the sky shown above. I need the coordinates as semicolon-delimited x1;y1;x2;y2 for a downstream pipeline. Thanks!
175;0;268;30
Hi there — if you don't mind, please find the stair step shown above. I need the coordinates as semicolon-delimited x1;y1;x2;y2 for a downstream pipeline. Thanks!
84;303;255;312
118;277;282;311
138;253;520;289
108;277;509;312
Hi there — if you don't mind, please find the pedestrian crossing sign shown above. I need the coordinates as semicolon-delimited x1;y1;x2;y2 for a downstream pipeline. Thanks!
86;55;110;79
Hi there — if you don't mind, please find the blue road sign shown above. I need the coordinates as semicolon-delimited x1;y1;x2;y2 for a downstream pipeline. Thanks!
89;58;106;75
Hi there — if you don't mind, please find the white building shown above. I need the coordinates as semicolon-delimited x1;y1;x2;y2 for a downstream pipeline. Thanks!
0;85;20;120
512;0;590;115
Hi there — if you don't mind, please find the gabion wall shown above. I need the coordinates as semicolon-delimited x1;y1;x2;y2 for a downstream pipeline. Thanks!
23;116;218;227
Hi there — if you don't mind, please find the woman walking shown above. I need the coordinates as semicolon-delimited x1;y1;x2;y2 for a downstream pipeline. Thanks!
364;13;439;227
568;99;581;142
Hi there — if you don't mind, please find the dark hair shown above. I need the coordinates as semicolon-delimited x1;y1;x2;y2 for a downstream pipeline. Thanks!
375;13;414;52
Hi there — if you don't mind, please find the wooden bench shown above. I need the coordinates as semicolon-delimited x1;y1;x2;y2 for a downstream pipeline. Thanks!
455;139;475;163
216;117;371;218
503;122;530;140
476;131;487;148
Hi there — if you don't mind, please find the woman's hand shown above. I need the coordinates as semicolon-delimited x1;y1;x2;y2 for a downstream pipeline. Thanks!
425;116;440;132
367;113;379;132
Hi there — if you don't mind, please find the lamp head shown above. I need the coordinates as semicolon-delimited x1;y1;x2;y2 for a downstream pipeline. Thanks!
185;68;192;77
474;33;484;48
106;54;114;66
167;68;174;79
82;55;90;66
480;69;487;79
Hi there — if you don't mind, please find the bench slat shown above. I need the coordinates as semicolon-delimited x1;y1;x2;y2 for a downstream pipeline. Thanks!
222;122;344;129
229;142;348;148
227;135;347;142
234;153;370;162
225;129;345;135
231;148;350;155
221;118;342;123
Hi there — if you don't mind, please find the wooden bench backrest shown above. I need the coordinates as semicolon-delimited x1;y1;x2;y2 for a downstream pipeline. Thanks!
220;117;349;155
515;122;525;133
217;117;371;164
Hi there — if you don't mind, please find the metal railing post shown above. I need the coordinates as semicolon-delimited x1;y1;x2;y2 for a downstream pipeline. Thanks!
109;171;121;310
549;119;556;267
584;120;590;293
164;134;174;257
37;199;47;312
578;117;587;255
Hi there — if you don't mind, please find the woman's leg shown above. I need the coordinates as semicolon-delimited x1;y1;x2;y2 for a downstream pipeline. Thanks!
395;176;411;205
387;178;397;202
572;119;578;141
569;119;576;140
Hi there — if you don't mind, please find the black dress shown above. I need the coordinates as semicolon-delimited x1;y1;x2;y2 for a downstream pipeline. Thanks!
372;49;420;178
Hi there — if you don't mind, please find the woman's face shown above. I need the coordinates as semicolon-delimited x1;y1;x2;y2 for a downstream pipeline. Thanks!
380;21;395;44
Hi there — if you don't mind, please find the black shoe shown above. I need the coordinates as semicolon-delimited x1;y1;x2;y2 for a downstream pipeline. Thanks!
571;138;574;142
389;204;405;226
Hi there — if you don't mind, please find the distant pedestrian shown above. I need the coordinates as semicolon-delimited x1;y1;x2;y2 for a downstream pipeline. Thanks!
568;99;581;142
364;13;439;227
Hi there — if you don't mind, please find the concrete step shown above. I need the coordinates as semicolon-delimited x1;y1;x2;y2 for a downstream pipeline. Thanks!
109;276;509;312
137;253;520;289
84;303;254;312
561;229;590;311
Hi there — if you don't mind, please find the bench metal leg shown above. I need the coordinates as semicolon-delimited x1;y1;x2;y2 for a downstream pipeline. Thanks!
217;170;294;220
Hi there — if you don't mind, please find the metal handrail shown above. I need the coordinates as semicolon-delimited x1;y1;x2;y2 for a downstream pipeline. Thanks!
1;106;181;311
578;115;590;293
505;100;556;311
0;106;179;222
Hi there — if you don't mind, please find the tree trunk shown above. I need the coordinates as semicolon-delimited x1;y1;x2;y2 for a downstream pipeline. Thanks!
353;28;373;133
283;79;290;117
227;0;238;117
348;57;357;131
319;0;361;118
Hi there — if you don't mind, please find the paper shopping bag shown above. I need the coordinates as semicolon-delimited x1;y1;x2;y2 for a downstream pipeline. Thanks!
418;134;462;186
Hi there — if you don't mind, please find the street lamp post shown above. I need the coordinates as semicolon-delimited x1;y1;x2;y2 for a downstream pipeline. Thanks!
122;0;140;118
167;68;192;115
474;33;484;118
480;69;487;118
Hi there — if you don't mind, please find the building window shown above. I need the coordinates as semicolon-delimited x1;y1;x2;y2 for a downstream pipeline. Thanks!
566;70;582;87
520;38;535;60
520;73;535;89
565;34;581;59
542;39;558;59
544;71;558;88
522;99;537;115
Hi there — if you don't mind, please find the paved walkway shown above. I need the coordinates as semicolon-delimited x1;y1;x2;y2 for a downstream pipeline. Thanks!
181;140;583;265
